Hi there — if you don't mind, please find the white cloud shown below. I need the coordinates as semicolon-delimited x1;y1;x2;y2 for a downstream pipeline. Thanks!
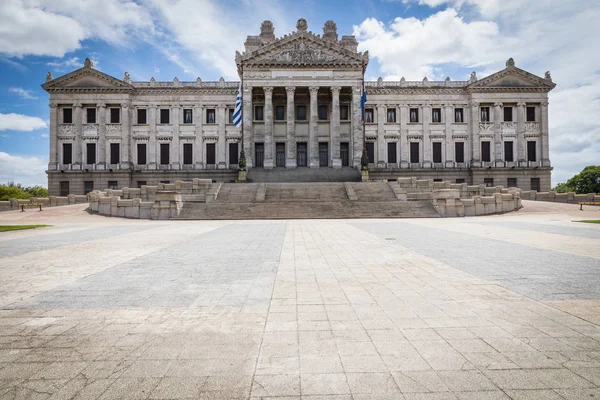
0;113;48;132
8;87;37;100
46;57;81;70
0;152;48;187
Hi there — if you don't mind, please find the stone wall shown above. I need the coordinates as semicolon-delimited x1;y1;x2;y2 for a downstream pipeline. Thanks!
519;190;600;204
0;194;88;212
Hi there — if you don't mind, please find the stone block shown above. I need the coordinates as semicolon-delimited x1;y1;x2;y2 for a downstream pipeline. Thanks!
432;189;461;200
462;199;475;216
0;201;12;211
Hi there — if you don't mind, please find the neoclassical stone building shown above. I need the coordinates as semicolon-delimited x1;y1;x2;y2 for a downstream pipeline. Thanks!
43;18;555;195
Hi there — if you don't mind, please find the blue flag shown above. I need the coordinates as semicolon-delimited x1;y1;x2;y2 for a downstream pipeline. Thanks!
232;84;242;127
360;81;367;121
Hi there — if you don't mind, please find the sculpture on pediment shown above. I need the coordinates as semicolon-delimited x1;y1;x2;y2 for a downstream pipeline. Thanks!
219;77;225;88
196;77;202;86
84;58;94;68
123;71;131;84
150;77;156;86
260;20;275;42
545;71;552;81
173;77;180;87
323;20;338;41
377;77;383;87
46;72;53;82
506;57;515;67
469;71;477;83
260;39;340;64
296;18;308;33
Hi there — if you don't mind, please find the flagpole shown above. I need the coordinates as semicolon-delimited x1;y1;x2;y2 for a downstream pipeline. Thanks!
239;63;246;170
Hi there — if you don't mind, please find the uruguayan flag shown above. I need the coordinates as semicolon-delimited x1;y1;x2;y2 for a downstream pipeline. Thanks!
232;84;243;127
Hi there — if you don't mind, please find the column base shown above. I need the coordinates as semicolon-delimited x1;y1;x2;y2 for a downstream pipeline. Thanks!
332;158;342;169
422;161;432;168
286;159;297;168
376;161;386;169
264;159;274;169
217;162;227;170
445;161;454;168
400;161;409;168
309;159;320;168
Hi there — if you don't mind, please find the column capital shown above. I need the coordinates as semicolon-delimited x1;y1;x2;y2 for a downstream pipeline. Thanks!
308;86;320;95
517;102;527;107
285;86;296;94
470;101;479;108
494;102;503;107
74;102;82;109
330;86;341;94
121;101;130;109
444;103;453;109
541;101;549;108
217;104;226;109
49;102;58;108
263;86;274;95
98;103;106;108
399;104;409;109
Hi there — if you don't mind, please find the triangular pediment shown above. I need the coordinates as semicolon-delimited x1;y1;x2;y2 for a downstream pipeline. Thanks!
468;63;556;92
240;33;367;68
42;66;134;92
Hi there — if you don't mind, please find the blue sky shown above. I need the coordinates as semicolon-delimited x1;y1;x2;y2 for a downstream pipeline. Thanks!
1;0;598;187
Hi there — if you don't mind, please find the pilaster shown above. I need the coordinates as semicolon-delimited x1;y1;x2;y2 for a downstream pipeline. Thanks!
493;102;503;164
98;103;107;168
330;86;341;168
171;104;180;169
399;105;408;168
376;104;385;168
517;102;526;165
541;101;550;166
48;102;58;170
285;87;296;168
243;85;253;168
351;85;362;167
422;104;431;167
263;86;274;169
470;101;480;166
444;103;453;167
309;86;319;168
217;104;227;169
195;105;204;169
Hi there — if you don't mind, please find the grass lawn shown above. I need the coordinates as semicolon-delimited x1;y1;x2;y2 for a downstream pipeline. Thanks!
575;220;600;224
0;225;51;232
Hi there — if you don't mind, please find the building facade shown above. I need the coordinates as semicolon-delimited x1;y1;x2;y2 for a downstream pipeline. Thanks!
43;18;555;195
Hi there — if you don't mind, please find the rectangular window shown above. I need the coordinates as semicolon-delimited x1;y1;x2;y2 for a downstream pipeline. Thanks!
503;106;513;122
86;143;96;164
254;105;264;121
340;105;349;121
59;181;69;197
275;106;285;121
110;108;120;124
504;141;514;162
206;109;216;124
456;179;466;184
159;181;170;184
432;108;441;123
183;143;193;165
137;109;147;124
160;143;169;165
86;108;96;124
228;108;234;124
183;109;193;124
108;181;118;190
160;109;170;124
410;142;420;163
531;178;540;191
409;108;419;123
84;181;94;194
63;108;73;124
432;142;442;163
276;143;285;167
137;143;146;165
110;143;120;165
255;143;264;167
206;143;216;165
364;108;374;123
229;143;239;165
62;143;72;165
526;106;536;122
484;178;494;187
507;178;517;188
387;142;397;163
481;107;490;122
527;141;537;161
340;142;349;167
296;105;307;121
318;105;328;120
366;142;375;163
481;141;491;162
137;181;147;188
454;108;464;123
455;142;465;163
387;108;396;123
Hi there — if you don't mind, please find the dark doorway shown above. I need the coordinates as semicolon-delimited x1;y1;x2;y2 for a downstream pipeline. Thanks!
276;143;285;167
255;143;264;168
319;143;329;167
340;142;349;167
297;142;307;167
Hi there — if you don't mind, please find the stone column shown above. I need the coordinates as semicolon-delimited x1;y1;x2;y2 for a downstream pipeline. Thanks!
376;104;385;168
516;102;526;165
217;104;227;169
470;101;480;166
74;103;83;167
309;86;319;168
444;104;453;167
263;86;274;169
285;87;296;168
352;85;362;167
541;101;550;166
243;85;253;168
493;102;503;164
399;105;408;168
149;106;157;169
171;104;180;169
330;86;341;168
98;103;107;168
422;104;431;167
48;102;58;170
195;105;204;169
122;101;131;167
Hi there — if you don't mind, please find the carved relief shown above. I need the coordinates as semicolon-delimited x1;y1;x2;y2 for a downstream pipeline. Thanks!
59;124;76;135
525;122;540;132
82;124;99;136
296;18;308;32
259;39;341;64
479;122;494;134
106;125;122;135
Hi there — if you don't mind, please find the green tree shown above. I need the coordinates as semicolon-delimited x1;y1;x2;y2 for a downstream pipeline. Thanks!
553;166;600;194
0;182;49;201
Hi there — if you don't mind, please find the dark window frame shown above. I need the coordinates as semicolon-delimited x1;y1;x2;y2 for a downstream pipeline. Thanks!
526;106;536;122
340;105;349;121
503;106;513;122
366;142;375;163
160;143;170;165
108;181;118;190
318;105;328;121
527;141;537;162
86;143;96;164
137;109;147;124
480;106;490;122
206;109;216;124
86;107;96;124
63;108;73;124
387;142;397;163
160;109;170;124
432;108;442;123
229;142;239;165
84;181;94;194
410;142;420;163
481;141;491;162
254;105;264;121
454;108;464;123
183;109;193;124
62;143;72;165
296;105;307;121
275;106;285;121
137;143;147;165
386;108;396;123
455;142;465;163
409;108;419;123
504;141;514;162
507;178;517;188
206;143;216;165
183;143;193;165
364;108;374;123
110;143;120;165
432;142;442;163
110;108;120;124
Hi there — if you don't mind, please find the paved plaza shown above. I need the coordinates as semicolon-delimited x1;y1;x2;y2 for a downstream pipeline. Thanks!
0;201;599;399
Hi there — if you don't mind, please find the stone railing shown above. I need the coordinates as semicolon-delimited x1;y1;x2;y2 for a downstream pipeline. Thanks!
520;190;599;204
88;179;215;220
0;195;88;212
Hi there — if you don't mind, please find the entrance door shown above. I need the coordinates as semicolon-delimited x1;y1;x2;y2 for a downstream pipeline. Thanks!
297;142;307;167
340;142;349;167
319;143;329;167
59;181;69;196
206;143;216;165
275;143;285;167
255;143;264;168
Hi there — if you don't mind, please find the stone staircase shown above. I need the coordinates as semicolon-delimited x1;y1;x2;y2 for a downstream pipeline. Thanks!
247;167;360;182
175;182;439;220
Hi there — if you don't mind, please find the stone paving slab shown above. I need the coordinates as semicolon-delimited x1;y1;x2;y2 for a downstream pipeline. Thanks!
0;204;599;399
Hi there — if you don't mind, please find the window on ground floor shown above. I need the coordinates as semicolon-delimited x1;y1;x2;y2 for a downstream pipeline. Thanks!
481;141;491;162
229;143;239;165
59;181;69;196
387;142;397;164
137;143;147;165
432;142;442;163
108;181;118;190
84;181;94;194
527;141;537;162
410;142;420;163
455;142;465;163
531;178;541;191
484;178;494;187
456;179;465;184
504;141;514;162
183;143;193;165
160;143;170;165
507;178;517;188
366;142;375;163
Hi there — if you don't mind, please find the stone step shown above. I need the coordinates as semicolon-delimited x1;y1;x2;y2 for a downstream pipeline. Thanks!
349;182;397;202
214;183;261;203
264;183;348;202
247;167;360;182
